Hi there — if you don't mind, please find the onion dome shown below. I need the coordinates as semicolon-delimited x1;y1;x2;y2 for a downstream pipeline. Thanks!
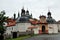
21;8;25;13
47;11;51;15
26;10;29;13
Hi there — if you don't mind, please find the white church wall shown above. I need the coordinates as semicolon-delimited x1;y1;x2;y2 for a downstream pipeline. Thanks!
48;24;53;34
33;27;39;34
12;24;18;32
6;26;13;35
53;24;58;33
25;23;31;30
58;24;60;31
48;24;58;34
17;23;31;32
5;24;20;34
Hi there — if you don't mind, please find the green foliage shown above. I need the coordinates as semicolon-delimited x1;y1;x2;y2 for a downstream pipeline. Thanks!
0;10;8;34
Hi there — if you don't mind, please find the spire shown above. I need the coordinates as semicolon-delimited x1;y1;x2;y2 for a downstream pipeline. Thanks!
21;7;25;16
31;13;32;18
47;8;51;15
13;13;16;20
31;13;32;16
18;11;20;18
21;6;25;13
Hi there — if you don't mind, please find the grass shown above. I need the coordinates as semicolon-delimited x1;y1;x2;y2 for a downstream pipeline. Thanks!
6;34;39;40
7;35;31;40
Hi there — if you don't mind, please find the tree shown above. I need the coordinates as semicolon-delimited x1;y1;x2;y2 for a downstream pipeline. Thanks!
0;10;8;40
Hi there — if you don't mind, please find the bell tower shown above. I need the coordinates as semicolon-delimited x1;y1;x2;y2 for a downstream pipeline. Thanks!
13;13;16;20
39;15;46;23
26;10;29;15
21;7;25;17
39;15;48;34
18;11;20;18
47;10;52;18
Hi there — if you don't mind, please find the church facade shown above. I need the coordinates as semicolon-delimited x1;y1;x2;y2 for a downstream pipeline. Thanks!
29;11;58;34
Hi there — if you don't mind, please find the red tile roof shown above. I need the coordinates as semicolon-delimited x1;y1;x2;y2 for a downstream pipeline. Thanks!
6;18;16;27
29;19;48;25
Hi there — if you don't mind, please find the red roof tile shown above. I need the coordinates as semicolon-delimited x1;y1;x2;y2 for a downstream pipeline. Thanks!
6;18;16;27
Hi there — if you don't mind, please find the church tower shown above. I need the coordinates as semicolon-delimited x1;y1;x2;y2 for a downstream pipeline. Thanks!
21;7;25;17
13;13;16;20
47;11;52;18
47;10;56;23
18;11;20;18
31;13;32;18
26;10;29;15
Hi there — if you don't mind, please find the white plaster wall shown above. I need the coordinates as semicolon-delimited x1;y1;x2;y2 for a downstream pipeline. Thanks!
33;27;39;34
53;24;58;33
58;24;60;31
6;23;31;34
48;24;58;34
6;26;13;35
13;24;18;32
6;25;18;34
48;24;53;34
17;23;31;32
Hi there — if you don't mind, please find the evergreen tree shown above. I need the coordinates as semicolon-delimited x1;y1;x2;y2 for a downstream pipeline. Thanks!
0;10;8;40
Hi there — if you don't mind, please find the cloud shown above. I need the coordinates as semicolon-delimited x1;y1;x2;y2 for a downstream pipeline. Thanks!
0;0;60;21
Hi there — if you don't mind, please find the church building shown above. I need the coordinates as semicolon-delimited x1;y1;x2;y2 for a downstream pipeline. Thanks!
4;7;33;38
29;11;58;34
16;7;32;33
5;8;60;38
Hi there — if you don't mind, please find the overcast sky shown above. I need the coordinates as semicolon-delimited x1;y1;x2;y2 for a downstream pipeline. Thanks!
0;0;60;21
